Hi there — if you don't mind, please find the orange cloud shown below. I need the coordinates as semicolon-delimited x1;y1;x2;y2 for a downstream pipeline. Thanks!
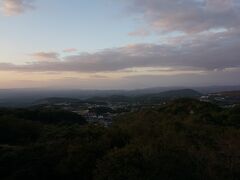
31;52;59;61
1;0;35;16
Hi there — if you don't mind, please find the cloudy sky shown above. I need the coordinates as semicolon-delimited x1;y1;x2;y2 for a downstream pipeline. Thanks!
0;0;240;89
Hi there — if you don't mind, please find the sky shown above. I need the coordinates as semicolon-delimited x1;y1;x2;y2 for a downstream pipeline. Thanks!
0;0;240;89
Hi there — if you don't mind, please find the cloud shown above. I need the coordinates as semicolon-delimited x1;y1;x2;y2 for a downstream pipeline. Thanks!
31;52;60;61
0;29;240;74
124;69;240;87
0;0;239;83
90;74;109;79
1;0;35;16
126;0;240;34
206;0;234;12
63;48;78;53
128;29;150;37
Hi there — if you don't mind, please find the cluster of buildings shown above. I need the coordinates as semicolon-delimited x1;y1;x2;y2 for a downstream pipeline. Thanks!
43;100;163;126
200;92;240;107
73;110;116;127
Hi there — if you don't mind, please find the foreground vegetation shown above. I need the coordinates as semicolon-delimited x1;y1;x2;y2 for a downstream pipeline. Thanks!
0;99;239;180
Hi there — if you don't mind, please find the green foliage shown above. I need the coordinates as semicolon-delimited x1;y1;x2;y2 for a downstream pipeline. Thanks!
0;108;86;125
0;99;239;180
0;116;42;145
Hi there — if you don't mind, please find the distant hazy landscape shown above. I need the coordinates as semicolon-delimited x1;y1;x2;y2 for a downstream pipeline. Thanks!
1;85;240;107
0;86;240;179
1;0;240;179
1;97;239;179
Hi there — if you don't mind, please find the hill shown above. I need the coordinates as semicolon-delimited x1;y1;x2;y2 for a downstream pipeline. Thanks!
33;97;82;105
87;89;201;104
137;89;201;103
0;85;239;107
0;99;239;179
0;108;86;125
32;89;201;105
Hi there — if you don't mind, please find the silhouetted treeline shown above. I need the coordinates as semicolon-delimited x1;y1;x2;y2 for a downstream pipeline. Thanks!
0;99;239;180
0;108;86;125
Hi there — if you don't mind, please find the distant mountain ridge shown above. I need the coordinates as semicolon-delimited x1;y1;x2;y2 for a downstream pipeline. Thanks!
34;97;83;105
33;89;202;105
140;89;201;98
137;89;201;103
0;85;239;107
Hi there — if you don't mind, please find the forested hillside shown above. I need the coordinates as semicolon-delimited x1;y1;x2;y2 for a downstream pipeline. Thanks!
0;99;239;180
